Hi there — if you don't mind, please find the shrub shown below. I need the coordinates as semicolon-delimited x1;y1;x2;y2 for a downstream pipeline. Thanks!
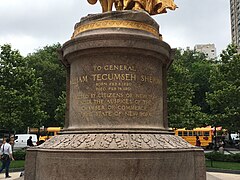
13;150;26;160
205;152;240;162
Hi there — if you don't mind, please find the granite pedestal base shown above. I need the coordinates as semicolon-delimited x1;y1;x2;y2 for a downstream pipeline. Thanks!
24;11;206;180
25;134;206;180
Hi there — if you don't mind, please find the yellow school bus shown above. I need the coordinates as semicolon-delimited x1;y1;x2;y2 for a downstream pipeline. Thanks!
39;127;61;142
175;127;213;148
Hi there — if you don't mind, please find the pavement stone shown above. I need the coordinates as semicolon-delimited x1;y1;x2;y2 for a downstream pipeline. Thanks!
207;172;240;180
0;172;22;180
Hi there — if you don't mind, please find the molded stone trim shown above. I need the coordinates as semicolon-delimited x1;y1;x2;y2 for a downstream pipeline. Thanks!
38;134;195;150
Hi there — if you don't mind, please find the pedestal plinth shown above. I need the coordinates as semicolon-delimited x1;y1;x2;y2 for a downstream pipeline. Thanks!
24;11;206;180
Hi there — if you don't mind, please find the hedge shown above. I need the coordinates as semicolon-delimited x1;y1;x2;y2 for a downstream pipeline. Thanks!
205;152;240;162
13;150;26;160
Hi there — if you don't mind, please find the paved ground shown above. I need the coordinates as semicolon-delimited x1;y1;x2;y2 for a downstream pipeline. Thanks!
207;172;240;180
0;172;240;180
0;172;22;179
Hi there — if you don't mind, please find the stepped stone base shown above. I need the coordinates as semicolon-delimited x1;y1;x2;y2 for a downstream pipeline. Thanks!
24;134;206;180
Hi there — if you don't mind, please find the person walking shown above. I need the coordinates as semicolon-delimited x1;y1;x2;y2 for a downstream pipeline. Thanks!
195;135;201;147
0;138;14;178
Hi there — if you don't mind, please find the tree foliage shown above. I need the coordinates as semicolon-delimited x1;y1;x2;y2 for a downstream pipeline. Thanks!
54;91;66;127
168;49;209;129
0;44;46;132
174;49;214;113
25;44;66;127
207;44;240;131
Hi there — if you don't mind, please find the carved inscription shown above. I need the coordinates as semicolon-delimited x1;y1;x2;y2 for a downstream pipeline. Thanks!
71;64;161;118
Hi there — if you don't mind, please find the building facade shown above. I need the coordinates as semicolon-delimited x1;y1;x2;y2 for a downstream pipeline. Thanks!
230;0;240;46
194;44;217;59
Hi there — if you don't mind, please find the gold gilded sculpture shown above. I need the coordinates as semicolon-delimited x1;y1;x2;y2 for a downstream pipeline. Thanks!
87;0;118;12
87;0;177;15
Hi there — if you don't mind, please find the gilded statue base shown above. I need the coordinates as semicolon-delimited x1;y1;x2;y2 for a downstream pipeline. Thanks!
72;10;162;39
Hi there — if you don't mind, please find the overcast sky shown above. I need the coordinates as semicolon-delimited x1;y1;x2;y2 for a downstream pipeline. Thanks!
0;0;231;56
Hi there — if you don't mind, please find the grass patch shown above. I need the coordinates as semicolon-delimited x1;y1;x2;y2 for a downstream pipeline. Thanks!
7;160;240;171
206;160;240;170
10;160;25;169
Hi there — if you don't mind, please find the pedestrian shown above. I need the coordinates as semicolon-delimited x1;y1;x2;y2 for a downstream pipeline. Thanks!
195;136;201;147
0;138;14;178
219;140;225;148
27;136;34;147
219;145;224;154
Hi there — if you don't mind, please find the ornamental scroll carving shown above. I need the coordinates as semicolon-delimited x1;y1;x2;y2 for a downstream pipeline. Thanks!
38;134;195;150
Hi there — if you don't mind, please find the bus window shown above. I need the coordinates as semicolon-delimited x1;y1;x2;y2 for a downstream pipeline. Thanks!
198;131;203;136
178;131;183;136
189;131;193;136
203;131;210;136
183;131;188;136
193;131;197;136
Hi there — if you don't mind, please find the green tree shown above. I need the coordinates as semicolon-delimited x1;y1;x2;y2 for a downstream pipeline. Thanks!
168;49;207;129
207;44;240;131
190;61;213;113
54;91;66;127
0;44;46;132
175;49;214;113
25;44;66;127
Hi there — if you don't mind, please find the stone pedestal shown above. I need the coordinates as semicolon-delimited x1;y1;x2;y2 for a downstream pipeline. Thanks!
24;11;206;180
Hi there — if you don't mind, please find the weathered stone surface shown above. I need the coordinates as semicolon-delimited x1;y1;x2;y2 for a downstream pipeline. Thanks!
24;11;206;180
38;134;194;150
62;34;172;132
61;11;172;132
25;148;205;180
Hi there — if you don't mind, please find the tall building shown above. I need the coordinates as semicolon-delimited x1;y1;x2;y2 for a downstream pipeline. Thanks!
230;0;240;46
194;44;217;59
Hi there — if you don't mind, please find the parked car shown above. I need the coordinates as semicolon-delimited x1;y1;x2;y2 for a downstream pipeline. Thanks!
231;133;239;143
14;134;37;150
